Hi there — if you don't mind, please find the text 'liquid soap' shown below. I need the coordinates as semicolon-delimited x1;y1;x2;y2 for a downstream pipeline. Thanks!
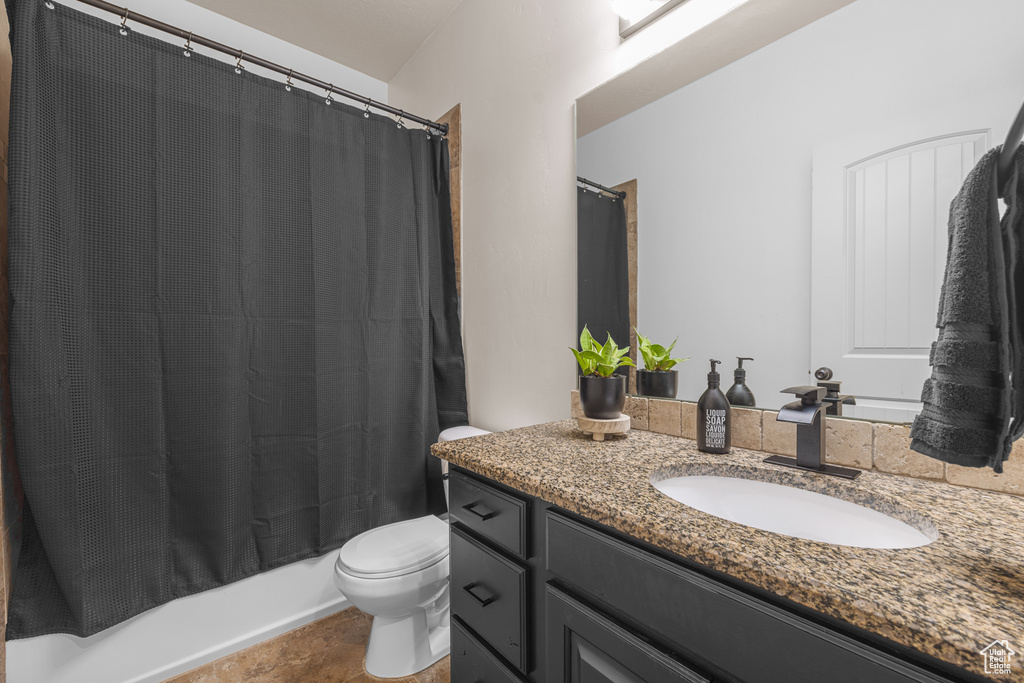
697;359;731;454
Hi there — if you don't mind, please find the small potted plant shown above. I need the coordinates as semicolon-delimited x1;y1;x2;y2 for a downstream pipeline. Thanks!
571;326;634;419
635;328;689;399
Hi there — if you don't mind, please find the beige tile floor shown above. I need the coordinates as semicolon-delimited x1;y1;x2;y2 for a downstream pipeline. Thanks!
164;608;449;683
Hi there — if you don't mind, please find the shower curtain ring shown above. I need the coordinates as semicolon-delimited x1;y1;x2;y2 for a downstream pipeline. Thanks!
285;69;294;92
119;7;129;34
396;111;404;129
363;103;371;119
325;84;334;106
423;124;432;140
183;32;193;57
234;51;245;74
44;0;54;8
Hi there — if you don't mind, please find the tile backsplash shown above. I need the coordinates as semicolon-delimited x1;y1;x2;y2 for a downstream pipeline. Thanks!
571;391;1024;497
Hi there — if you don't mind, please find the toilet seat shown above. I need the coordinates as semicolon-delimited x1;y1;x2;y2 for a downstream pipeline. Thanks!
339;515;449;579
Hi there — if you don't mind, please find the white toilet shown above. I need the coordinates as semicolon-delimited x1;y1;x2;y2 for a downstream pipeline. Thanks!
333;425;490;678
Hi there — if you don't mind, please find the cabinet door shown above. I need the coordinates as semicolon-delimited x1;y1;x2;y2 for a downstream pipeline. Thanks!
546;585;712;683
452;617;525;683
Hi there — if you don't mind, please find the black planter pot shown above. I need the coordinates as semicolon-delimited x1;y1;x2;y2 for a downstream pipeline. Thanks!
579;374;626;419
636;369;678;399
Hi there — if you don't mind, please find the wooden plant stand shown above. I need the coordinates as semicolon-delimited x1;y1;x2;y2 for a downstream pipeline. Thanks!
577;414;630;441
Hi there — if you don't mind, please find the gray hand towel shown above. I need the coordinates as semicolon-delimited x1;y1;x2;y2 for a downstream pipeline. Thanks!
911;145;1024;473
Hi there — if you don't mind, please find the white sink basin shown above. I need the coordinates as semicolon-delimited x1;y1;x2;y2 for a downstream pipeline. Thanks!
652;475;934;549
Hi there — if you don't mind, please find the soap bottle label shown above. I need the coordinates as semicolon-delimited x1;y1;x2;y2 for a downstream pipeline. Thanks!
705;409;727;450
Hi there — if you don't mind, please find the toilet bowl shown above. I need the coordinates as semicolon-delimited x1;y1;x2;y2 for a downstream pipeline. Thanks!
334;516;451;677
333;425;491;678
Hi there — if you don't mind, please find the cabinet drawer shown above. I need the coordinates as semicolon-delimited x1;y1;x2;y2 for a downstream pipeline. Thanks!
451;525;530;674
546;585;712;683
546;511;952;683
452;617;526;683
450;470;529;558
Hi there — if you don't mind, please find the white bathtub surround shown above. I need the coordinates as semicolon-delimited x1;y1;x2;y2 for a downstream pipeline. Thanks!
6;552;349;683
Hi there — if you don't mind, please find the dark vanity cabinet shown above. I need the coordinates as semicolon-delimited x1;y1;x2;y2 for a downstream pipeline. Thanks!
449;469;532;680
448;466;979;683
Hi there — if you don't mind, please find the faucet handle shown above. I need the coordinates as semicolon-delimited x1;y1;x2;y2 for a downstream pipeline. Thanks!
780;385;826;405
817;379;842;394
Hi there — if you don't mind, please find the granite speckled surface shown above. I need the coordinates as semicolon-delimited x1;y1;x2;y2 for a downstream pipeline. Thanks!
432;420;1024;681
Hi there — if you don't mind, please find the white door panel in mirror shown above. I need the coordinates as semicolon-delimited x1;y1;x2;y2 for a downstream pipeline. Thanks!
810;90;1017;411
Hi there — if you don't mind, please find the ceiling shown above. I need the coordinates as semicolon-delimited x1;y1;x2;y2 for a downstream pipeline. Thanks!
186;0;463;82
576;0;858;137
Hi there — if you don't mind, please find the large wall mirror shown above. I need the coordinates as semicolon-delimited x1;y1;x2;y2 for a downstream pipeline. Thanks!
575;0;1024;420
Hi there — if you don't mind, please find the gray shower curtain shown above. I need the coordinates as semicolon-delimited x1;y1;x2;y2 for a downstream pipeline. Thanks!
4;0;466;638
577;186;629;355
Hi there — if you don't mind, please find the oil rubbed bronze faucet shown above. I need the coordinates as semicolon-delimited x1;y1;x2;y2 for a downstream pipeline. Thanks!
763;386;860;480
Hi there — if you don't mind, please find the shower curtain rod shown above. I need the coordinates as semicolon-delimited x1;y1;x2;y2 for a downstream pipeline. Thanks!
577;176;626;199
67;0;449;136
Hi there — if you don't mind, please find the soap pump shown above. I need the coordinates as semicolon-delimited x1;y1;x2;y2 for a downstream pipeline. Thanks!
697;359;731;454
726;357;756;407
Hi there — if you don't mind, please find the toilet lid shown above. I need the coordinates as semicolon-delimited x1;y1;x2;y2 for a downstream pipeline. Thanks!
339;515;449;577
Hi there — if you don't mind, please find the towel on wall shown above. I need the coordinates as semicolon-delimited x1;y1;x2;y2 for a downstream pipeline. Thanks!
910;145;1024;473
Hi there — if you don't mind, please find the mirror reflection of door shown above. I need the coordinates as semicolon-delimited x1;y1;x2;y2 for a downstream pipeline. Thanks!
811;92;1015;422
577;183;630;384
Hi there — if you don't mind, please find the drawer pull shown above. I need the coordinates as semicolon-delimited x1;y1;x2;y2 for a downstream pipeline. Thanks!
462;501;496;521
462;582;497;607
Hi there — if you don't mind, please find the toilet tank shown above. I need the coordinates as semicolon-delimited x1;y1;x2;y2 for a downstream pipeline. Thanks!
438;426;490;442
437;426;491;508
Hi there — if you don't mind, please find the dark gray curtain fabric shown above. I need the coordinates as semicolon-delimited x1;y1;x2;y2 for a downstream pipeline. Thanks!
4;0;466;639
577;186;629;358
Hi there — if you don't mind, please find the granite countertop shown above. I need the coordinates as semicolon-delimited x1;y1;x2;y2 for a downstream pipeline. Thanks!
431;420;1024;681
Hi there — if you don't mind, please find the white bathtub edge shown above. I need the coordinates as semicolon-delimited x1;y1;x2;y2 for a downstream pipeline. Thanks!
129;595;351;683
7;551;353;683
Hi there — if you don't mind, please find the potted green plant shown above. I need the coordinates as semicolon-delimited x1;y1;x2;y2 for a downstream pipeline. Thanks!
635;328;689;399
571;326;634;419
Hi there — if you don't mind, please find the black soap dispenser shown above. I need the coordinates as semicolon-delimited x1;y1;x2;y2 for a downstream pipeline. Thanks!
726;357;756;407
697;359;731;454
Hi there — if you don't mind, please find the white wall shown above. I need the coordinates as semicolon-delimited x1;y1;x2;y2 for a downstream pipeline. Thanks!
69;0;386;105
387;1;751;431
577;0;1024;408
386;2;606;431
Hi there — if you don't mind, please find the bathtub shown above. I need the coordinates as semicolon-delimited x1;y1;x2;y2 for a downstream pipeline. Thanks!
6;552;350;683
